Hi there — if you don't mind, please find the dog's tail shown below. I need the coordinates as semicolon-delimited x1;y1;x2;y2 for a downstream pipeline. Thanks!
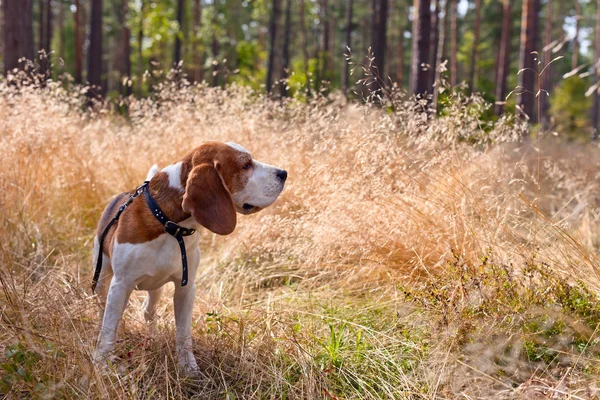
145;164;159;181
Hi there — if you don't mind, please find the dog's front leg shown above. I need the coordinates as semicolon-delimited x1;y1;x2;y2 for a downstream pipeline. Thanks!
94;278;133;364
174;283;199;373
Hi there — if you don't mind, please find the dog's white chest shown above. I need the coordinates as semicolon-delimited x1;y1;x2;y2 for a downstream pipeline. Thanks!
112;233;200;291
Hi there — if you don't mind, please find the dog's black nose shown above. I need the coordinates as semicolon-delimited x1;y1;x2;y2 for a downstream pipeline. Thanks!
277;169;288;182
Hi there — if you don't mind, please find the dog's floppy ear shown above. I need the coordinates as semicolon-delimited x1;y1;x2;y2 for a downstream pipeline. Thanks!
182;162;237;235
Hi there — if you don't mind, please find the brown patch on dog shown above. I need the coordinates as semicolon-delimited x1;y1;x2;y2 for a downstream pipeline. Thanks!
95;142;251;252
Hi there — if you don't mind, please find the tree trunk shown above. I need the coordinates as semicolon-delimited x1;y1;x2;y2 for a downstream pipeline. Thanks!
280;0;291;96
266;0;281;92
298;0;310;92
410;0;431;96
432;0;446;109
115;0;131;95
3;0;34;74
38;0;52;78
58;0;65;76
342;0;353;94
39;0;46;55
74;0;83;83
494;0;511;116
174;0;184;66
572;1;580;70
541;0;553;124
192;0;203;82
467;0;481;93
396;12;404;88
370;0;388;91
518;0;540;122
449;0;457;86
592;0;600;141
88;0;103;97
430;0;441;91
137;0;144;96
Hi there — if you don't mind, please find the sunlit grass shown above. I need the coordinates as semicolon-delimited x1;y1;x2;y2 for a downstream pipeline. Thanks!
1;72;600;398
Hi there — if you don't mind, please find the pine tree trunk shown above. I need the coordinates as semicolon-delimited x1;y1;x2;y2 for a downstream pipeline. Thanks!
396;11;404;88
518;0;540;122
342;0;353;94
193;0;203;82
429;0;441;91
432;0;446;109
58;0;65;76
494;0;511;116
74;0;83;83
572;1;580;70
266;0;281;92
88;0;103;96
137;0;144;96
592;0;600;141
174;0;184;66
467;0;481;93
410;0;431;96
38;0;52;78
370;0;388;91
116;0;131;95
3;0;34;74
449;0;457;86
541;0;553;124
280;0;292;96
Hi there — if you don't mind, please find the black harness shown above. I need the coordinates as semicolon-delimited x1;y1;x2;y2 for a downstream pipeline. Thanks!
92;181;196;291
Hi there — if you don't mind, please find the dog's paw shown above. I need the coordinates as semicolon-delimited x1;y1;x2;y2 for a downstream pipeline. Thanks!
178;352;200;376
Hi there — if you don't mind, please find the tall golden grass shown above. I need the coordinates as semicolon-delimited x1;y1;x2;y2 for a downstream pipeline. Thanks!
1;75;600;398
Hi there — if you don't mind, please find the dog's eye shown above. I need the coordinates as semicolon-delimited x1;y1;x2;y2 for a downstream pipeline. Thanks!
242;162;252;170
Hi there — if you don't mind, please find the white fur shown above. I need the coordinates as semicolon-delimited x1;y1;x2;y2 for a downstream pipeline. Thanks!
226;142;250;154
146;164;159;181
161;162;184;191
232;160;285;210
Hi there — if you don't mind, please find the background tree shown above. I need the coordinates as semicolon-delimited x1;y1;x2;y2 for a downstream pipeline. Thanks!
370;0;388;91
266;0;280;92
518;0;541;122
3;0;34;74
494;0;511;116
467;0;481;93
174;0;184;66
341;0;353;94
87;0;103;95
449;0;457;86
280;0;291;96
74;0;83;84
410;0;431;96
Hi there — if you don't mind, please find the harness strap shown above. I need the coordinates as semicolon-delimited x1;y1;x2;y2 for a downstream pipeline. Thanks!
142;186;195;287
92;181;196;292
92;182;149;291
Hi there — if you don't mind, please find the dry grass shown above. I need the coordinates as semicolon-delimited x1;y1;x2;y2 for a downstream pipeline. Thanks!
2;74;600;399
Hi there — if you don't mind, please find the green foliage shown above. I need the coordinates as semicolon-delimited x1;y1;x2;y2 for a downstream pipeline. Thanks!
550;76;593;140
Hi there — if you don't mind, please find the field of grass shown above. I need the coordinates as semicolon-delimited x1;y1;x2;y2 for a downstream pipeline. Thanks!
2;76;600;399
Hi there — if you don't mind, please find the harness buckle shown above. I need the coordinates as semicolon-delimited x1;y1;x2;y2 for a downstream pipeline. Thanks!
164;220;181;237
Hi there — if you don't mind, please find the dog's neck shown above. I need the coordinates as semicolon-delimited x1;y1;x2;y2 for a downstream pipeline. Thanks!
147;159;193;224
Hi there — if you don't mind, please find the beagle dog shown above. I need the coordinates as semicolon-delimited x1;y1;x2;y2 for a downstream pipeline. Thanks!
92;141;287;372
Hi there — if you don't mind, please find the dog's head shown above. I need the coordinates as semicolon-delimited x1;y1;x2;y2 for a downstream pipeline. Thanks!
182;142;287;235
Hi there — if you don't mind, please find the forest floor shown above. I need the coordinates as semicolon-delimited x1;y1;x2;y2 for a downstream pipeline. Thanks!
2;80;600;399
